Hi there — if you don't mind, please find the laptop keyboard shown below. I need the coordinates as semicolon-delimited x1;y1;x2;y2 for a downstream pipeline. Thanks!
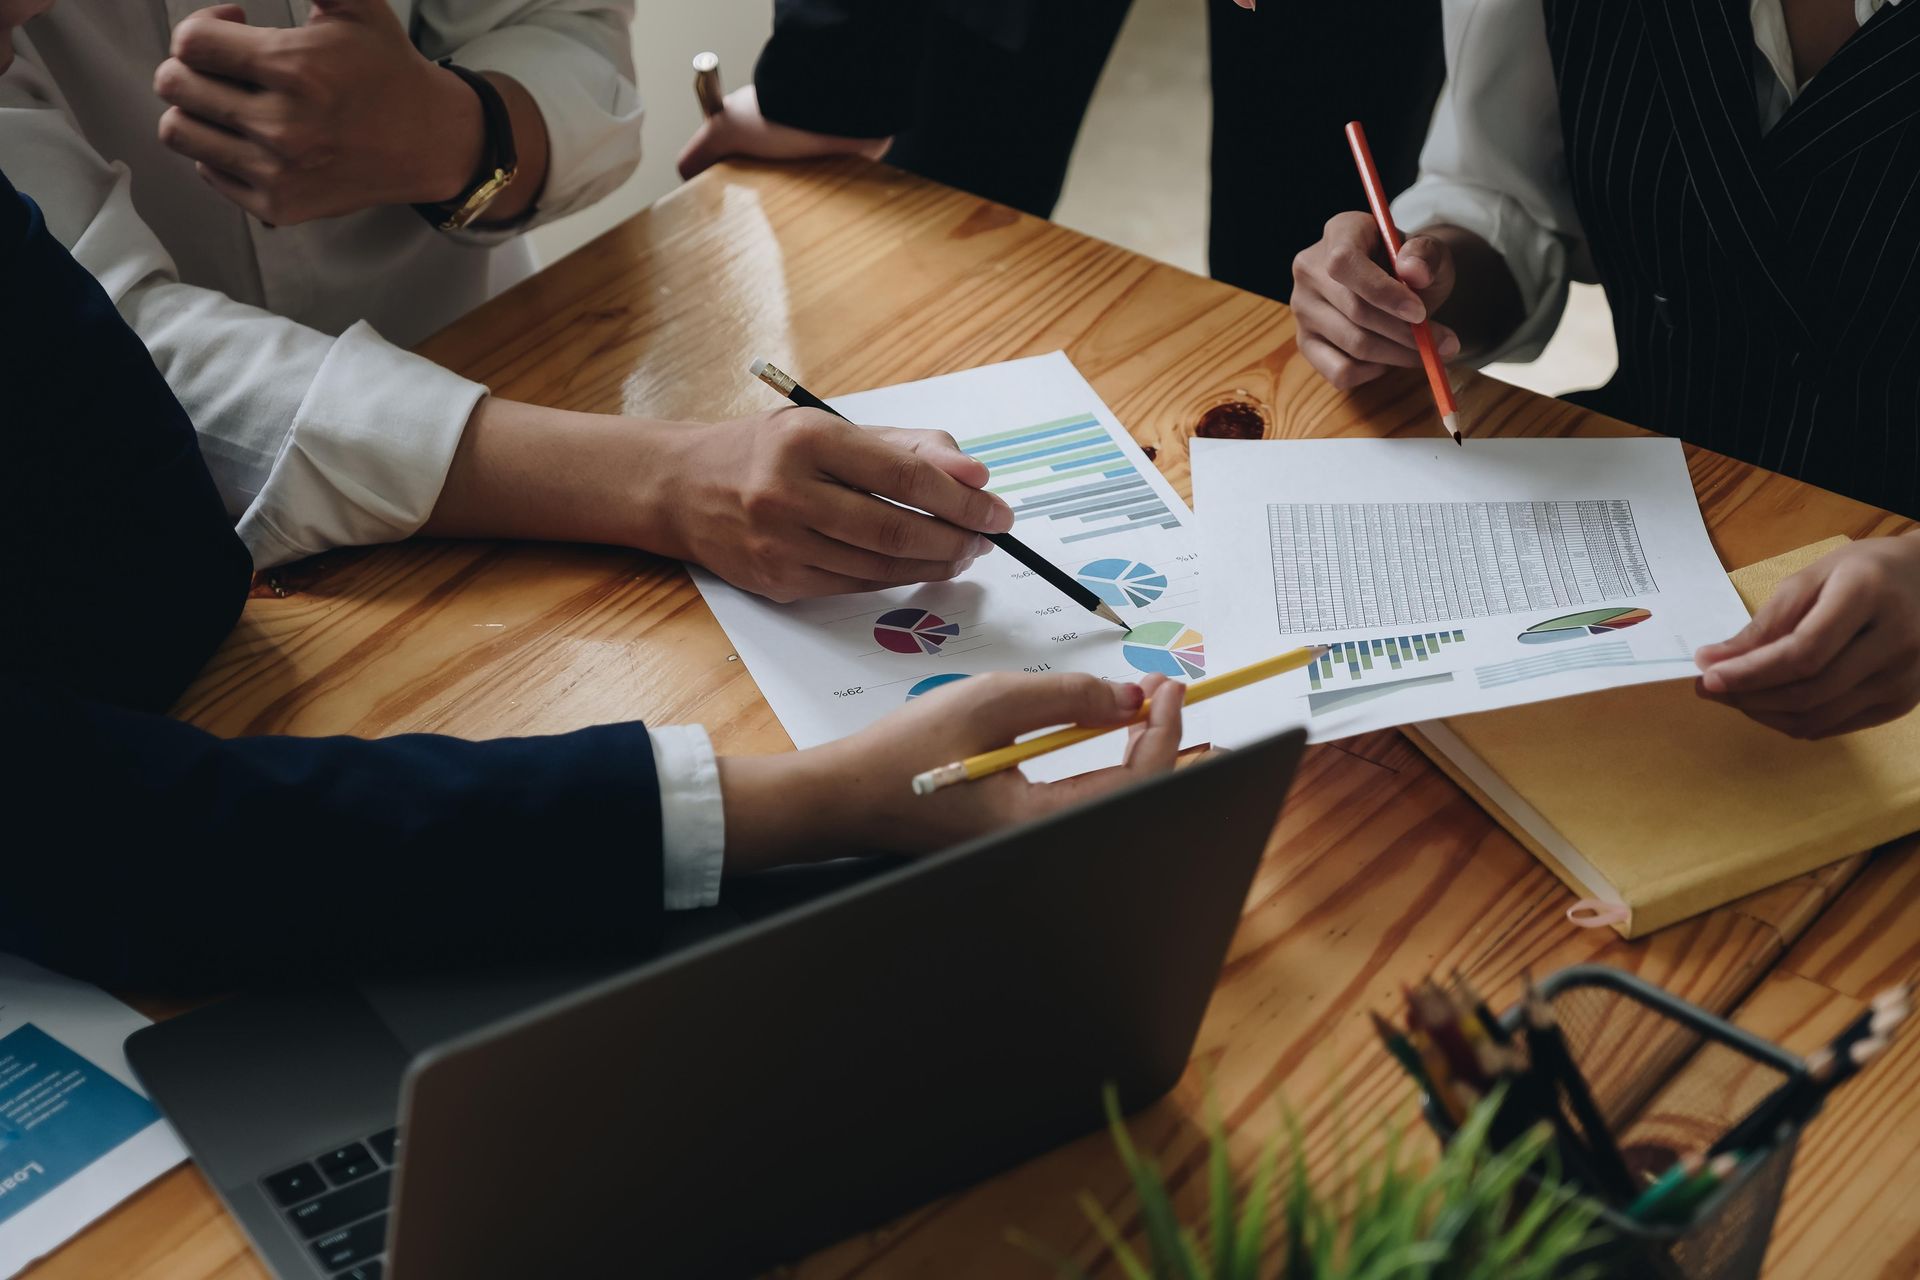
262;1126;400;1278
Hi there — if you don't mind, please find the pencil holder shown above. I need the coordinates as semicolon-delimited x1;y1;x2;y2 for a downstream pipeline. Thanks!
1420;965;1811;1280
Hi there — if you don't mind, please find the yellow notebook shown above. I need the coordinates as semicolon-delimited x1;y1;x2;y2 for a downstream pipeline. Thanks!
1405;538;1920;938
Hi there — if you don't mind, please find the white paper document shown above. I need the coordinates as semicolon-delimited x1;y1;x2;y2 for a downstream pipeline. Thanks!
0;957;185;1277
694;352;1208;779
1193;437;1753;744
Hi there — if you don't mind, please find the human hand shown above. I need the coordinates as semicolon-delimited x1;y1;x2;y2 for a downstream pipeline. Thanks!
677;85;890;180
654;406;1015;602
1695;534;1920;738
720;672;1187;872
1291;211;1460;391
154;0;505;224
0;0;57;76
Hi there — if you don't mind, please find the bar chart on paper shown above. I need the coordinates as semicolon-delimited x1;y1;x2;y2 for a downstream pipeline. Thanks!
1300;631;1464;716
960;415;1178;544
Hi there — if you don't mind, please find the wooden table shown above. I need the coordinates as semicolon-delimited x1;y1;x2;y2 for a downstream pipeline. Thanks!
34;160;1919;1279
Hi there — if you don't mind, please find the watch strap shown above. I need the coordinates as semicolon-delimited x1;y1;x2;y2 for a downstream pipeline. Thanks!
414;60;519;230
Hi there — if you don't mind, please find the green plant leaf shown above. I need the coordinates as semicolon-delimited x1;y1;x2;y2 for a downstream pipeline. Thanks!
1208;1093;1237;1277
1006;1226;1095;1280
1061;1081;1607;1280
1238;1119;1286;1276
1100;1087;1202;1280
1079;1191;1156;1280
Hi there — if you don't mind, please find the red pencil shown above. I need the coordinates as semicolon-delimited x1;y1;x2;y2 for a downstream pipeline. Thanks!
1344;120;1464;445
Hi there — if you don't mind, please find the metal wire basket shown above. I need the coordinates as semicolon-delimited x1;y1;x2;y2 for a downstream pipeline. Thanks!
1422;965;1810;1280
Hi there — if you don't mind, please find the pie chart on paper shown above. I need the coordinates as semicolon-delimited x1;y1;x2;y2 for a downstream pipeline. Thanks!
1076;558;1170;608
1122;622;1206;679
874;608;961;655
905;673;970;700
1517;607;1653;644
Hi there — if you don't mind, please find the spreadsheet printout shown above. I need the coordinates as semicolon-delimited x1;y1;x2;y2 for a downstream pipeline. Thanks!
1194;438;1752;744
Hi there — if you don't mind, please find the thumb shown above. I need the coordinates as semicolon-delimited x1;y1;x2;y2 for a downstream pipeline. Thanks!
963;673;1143;748
1695;568;1823;673
677;117;729;180
1396;235;1454;307
195;3;248;20
905;430;990;490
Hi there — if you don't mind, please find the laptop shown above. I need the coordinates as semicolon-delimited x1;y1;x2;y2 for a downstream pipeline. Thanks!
127;729;1306;1280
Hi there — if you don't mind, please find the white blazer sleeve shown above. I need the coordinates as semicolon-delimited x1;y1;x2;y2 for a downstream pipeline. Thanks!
415;0;644;233
1388;0;1596;364
0;51;484;569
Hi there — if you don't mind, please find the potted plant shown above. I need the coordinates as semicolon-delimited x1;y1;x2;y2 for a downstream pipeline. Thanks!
1027;1085;1607;1280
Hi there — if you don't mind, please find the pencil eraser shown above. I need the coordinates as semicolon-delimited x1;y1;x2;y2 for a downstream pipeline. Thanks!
748;358;768;378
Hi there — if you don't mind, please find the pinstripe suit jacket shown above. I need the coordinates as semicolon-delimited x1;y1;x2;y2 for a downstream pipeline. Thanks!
1546;0;1920;517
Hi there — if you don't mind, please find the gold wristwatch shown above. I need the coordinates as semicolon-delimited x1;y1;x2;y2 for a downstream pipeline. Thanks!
414;60;519;232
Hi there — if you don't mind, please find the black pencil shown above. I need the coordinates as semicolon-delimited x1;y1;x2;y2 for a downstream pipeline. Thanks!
750;359;1132;631
1710;988;1909;1157
1451;968;1512;1046
1522;976;1636;1201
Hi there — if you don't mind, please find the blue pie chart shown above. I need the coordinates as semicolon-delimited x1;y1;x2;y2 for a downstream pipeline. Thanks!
1077;558;1170;608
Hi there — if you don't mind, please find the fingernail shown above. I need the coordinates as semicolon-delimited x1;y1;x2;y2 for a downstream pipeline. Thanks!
1399;299;1426;323
1438;330;1460;356
1117;683;1145;710
972;535;994;556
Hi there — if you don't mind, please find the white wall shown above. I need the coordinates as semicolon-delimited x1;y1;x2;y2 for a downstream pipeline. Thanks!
528;0;773;265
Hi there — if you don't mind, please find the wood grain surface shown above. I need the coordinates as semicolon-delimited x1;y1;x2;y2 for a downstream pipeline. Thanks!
30;159;1917;1280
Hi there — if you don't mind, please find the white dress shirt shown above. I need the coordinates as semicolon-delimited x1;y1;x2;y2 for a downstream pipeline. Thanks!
3;3;729;908
1391;0;1891;363
651;728;726;910
1;0;642;568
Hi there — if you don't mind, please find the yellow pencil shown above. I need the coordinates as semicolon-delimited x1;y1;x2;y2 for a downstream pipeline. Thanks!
910;644;1329;795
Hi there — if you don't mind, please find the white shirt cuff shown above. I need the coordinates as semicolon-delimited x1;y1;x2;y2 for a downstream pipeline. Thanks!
650;725;726;911
1391;181;1572;366
236;321;486;568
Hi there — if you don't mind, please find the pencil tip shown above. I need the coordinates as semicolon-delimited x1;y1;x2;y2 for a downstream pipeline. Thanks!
1095;603;1132;632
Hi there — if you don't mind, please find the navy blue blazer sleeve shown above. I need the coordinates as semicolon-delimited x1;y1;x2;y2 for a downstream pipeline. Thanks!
0;169;667;989
2;681;665;989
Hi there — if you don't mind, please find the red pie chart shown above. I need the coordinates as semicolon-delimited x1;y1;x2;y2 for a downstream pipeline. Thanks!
874;608;960;655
